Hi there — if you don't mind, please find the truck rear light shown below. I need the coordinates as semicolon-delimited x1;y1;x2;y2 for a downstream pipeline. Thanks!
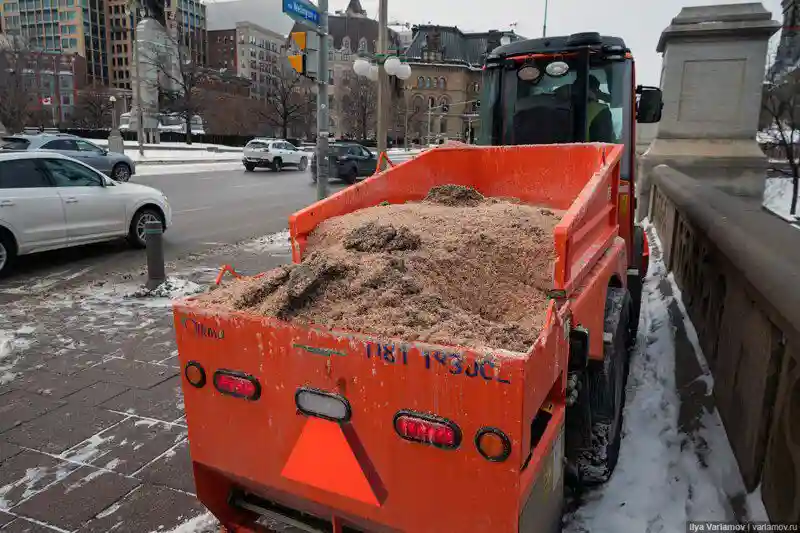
295;387;351;422
475;427;511;462
393;411;461;450
184;361;206;388
213;370;261;400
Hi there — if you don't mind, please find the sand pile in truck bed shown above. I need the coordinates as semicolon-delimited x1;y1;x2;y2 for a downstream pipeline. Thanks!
196;185;563;352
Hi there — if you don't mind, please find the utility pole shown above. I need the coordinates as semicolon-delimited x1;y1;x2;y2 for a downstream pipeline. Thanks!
542;0;549;38
375;0;388;155
315;0;330;201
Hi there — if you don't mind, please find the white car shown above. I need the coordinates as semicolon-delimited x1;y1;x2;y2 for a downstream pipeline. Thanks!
0;151;172;276
242;139;310;172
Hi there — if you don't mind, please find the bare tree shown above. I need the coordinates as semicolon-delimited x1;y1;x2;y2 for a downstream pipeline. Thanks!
763;70;800;215
69;84;114;129
340;70;377;140
0;35;37;133
139;30;206;144
263;63;315;139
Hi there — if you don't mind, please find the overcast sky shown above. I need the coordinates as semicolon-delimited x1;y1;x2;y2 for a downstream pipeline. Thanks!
210;0;784;86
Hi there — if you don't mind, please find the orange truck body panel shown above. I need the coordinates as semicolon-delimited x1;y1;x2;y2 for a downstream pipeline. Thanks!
173;142;627;533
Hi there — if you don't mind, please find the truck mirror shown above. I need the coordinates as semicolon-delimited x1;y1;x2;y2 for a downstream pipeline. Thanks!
636;86;663;124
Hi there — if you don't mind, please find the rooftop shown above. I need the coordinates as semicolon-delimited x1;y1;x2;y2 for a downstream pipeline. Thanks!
405;25;521;67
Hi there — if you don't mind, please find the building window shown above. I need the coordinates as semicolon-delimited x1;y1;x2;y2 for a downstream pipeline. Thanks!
428;96;435;108
358;37;367;52
341;36;350;51
439;77;446;89
425;77;431;89
417;76;423;89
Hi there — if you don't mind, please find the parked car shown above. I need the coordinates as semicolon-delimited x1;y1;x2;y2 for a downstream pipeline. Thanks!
311;142;377;184
242;139;309;172
0;133;137;182
0;151;171;277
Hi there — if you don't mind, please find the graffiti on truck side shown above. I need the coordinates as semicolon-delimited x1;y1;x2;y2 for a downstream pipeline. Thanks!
180;317;224;340
364;342;511;385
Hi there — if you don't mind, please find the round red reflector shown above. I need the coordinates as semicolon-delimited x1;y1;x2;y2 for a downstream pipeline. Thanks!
184;361;206;388
475;427;511;462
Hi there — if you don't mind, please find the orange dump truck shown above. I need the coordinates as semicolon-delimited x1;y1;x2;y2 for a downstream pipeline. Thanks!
173;31;664;533
176;142;626;533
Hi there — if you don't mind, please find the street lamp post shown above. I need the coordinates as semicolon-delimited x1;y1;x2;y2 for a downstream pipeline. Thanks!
352;42;412;164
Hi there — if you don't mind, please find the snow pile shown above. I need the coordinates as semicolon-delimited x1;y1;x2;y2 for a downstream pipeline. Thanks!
128;277;204;300
564;221;764;532
763;177;800;223
239;229;292;255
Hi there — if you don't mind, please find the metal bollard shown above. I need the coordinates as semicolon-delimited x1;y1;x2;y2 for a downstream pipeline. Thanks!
145;220;166;290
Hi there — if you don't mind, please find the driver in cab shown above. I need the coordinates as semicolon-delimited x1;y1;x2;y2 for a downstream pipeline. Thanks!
585;75;615;143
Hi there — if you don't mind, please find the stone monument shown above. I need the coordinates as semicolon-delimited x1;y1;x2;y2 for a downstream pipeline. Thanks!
637;3;781;220
130;0;180;145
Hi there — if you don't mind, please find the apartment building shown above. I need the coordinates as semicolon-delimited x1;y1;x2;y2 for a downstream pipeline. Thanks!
0;0;107;83
208;21;285;101
0;0;207;90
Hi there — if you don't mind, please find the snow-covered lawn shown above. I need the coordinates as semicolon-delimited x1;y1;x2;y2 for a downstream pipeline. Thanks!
763;177;800;224
563;221;766;531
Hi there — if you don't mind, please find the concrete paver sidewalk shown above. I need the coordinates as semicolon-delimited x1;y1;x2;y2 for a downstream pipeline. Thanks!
0;234;292;532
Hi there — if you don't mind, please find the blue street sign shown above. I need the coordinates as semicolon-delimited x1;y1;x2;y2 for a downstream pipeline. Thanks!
282;0;320;26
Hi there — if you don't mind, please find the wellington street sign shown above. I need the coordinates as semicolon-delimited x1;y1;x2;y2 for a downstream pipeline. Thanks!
282;0;320;27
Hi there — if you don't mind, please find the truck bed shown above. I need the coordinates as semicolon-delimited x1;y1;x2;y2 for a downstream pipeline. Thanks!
173;142;625;533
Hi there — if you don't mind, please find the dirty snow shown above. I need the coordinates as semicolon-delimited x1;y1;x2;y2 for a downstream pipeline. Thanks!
153;511;219;533
239;229;292;255
763;176;800;223
563;220;764;532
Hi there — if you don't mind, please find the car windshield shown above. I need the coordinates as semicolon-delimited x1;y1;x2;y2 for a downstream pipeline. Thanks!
1;137;30;150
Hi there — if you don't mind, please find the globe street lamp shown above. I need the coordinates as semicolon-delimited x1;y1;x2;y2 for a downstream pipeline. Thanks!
352;53;412;153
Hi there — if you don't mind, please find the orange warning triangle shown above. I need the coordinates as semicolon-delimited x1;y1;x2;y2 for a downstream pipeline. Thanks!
281;418;381;506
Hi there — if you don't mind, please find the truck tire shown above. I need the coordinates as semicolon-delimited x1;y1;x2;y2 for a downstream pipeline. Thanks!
578;287;631;486
628;225;645;342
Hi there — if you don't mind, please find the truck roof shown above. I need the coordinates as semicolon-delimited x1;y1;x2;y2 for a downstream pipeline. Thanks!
489;33;628;59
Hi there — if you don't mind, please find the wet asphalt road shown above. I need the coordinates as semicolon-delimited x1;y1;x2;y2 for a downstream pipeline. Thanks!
0;164;349;293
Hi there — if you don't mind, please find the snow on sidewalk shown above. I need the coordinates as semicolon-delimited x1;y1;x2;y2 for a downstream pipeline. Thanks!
563;221;766;532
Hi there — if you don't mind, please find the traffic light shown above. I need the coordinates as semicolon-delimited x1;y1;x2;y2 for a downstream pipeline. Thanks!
287;31;319;79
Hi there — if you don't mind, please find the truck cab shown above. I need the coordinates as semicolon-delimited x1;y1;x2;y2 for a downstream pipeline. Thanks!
479;31;663;326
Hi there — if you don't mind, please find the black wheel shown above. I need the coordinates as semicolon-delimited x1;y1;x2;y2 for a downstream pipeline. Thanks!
244;163;255;172
0;230;17;278
128;207;164;249
271;158;283;172
112;163;131;182
298;157;308;171
573;287;631;486
342;166;357;184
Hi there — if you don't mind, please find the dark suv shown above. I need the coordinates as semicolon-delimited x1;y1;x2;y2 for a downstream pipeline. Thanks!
311;142;376;184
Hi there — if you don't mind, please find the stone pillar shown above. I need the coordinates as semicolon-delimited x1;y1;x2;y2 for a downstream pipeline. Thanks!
637;3;781;221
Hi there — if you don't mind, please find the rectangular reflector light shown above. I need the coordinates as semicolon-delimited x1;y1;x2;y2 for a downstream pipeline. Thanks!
295;388;351;422
394;411;461;450
213;370;261;400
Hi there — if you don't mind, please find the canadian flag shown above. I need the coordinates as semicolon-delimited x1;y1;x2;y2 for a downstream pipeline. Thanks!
40;97;52;105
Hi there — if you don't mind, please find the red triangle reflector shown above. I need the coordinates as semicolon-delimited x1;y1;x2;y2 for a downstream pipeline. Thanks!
281;418;381;506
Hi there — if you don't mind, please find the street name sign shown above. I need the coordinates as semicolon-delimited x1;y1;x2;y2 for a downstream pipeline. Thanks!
282;0;320;26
